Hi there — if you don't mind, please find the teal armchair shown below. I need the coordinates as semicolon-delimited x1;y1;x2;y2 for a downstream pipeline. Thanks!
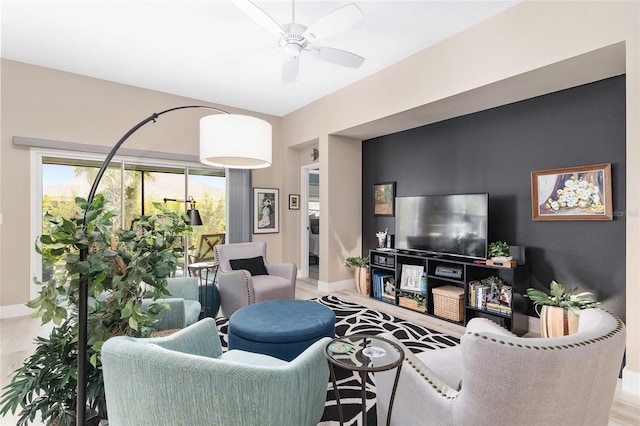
141;277;201;330
102;317;330;426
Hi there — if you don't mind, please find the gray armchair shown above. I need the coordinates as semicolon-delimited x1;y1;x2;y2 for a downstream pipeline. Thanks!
375;308;626;426
102;317;329;426
214;241;296;317
141;277;201;330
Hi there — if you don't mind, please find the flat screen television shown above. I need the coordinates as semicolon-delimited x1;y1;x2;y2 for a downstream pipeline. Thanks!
395;193;488;259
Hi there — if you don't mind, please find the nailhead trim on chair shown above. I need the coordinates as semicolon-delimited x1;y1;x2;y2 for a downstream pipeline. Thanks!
291;265;297;299
243;272;253;304
400;309;624;400
403;358;460;400
465;312;624;351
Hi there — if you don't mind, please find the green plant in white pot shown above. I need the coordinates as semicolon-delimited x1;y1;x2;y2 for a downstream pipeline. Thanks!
345;256;369;295
526;280;599;337
488;241;510;259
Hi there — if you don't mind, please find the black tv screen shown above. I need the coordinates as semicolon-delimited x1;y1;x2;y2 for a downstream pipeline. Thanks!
395;193;488;259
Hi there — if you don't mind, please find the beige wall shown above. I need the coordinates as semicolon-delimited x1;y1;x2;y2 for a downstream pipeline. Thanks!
281;0;640;395
0;60;283;311
1;0;638;395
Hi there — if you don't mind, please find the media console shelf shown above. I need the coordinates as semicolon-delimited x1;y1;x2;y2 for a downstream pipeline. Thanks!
369;249;529;335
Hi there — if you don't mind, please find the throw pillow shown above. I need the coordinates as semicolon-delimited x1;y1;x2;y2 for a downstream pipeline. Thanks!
229;256;269;276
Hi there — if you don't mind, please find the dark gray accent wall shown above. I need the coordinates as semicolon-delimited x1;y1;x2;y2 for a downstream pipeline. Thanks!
363;76;626;320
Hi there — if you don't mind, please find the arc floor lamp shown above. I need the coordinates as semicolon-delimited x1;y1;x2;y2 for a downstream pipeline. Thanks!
78;105;272;425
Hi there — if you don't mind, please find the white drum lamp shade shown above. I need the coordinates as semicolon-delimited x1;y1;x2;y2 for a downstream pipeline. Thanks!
200;114;272;168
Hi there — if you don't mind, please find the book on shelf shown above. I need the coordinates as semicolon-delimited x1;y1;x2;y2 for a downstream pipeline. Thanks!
475;285;489;309
371;269;395;301
468;281;489;309
485;302;512;315
468;280;481;307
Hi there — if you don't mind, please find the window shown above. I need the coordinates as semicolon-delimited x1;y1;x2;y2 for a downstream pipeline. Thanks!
39;153;225;281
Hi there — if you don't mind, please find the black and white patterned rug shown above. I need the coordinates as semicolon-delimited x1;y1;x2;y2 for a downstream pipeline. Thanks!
215;295;459;425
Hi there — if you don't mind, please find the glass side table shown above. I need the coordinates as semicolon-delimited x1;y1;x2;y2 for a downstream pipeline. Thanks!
324;334;404;426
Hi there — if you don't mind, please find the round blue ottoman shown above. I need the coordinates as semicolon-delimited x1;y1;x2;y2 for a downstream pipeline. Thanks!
228;300;335;361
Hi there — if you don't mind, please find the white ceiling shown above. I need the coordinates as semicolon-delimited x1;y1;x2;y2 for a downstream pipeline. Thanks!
1;0;520;117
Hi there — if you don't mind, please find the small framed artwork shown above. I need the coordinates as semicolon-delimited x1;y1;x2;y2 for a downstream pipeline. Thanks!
400;264;424;292
289;194;300;210
374;182;395;216
253;188;279;234
381;276;396;300
531;163;613;221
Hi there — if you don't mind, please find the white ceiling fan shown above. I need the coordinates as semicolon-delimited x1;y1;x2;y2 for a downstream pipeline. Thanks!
233;0;365;83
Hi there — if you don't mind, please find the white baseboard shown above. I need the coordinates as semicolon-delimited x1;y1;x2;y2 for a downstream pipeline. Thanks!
622;367;640;398
0;303;32;319
317;278;354;293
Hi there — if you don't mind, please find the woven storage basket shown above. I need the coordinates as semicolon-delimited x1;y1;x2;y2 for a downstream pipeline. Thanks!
432;285;464;322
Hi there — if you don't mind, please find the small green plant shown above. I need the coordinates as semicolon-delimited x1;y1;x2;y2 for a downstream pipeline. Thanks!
345;256;369;268
525;280;599;316
398;291;426;307
488;241;510;258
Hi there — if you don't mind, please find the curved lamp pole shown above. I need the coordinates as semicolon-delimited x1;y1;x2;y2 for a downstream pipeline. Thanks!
77;105;271;425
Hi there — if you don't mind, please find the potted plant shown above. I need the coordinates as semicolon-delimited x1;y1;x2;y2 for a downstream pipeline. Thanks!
488;241;510;258
0;195;191;425
345;256;369;294
397;291;426;313
525;280;599;337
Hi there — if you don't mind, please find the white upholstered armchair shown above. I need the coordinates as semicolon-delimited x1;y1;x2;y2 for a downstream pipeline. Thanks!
214;241;296;317
375;308;626;426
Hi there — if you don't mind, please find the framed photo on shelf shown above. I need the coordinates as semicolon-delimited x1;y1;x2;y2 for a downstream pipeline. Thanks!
374;182;395;216
253;188;279;234
400;264;423;292
381;276;396;300
288;194;300;210
531;163;612;221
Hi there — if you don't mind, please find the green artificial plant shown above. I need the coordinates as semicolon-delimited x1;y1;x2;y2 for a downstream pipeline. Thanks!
525;280;599;316
488;241;510;258
0;195;191;425
345;256;369;268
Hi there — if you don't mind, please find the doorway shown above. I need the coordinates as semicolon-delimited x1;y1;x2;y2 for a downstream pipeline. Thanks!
301;165;319;280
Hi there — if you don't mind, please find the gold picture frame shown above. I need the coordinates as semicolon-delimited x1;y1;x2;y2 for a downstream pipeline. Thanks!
374;182;395;216
531;163;612;221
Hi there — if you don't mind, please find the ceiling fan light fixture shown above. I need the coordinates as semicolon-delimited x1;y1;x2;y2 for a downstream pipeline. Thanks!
284;42;303;58
235;0;365;81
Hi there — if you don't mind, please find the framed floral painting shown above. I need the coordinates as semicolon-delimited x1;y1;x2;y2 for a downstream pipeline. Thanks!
531;163;612;221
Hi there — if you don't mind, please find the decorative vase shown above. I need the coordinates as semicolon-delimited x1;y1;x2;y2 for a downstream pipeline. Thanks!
355;267;370;295
540;305;579;337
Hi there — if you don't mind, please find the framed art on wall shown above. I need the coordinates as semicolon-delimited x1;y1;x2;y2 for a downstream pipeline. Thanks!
253;188;279;233
531;163;613;221
289;194;300;210
374;182;395;216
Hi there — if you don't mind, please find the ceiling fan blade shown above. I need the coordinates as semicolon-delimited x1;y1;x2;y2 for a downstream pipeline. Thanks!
311;46;365;68
302;3;364;41
282;57;299;83
232;0;286;38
